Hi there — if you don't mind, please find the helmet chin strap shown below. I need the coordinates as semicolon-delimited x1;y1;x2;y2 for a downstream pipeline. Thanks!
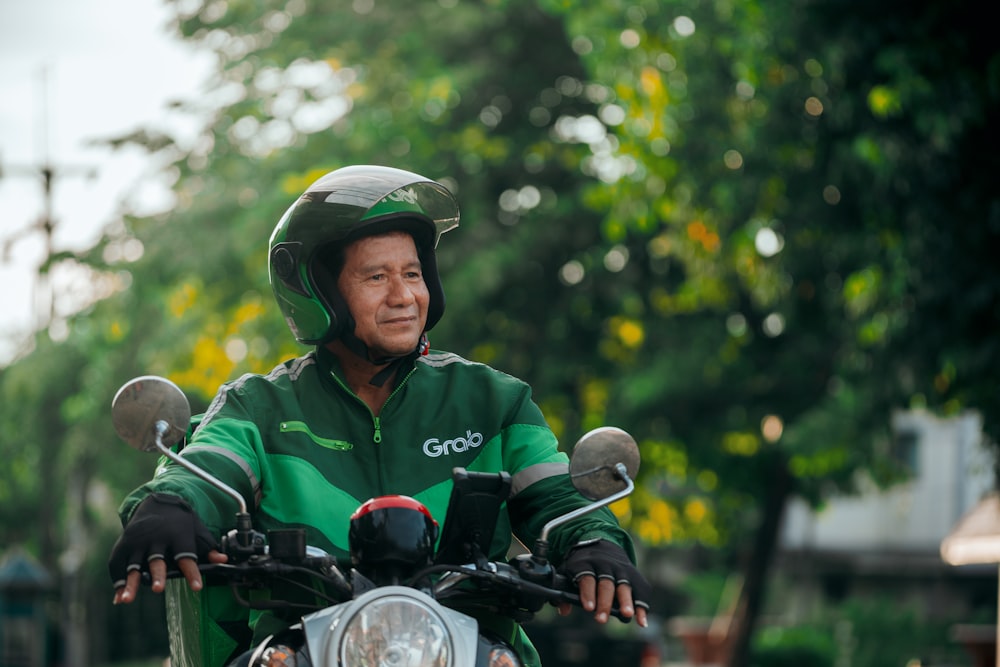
338;322;428;388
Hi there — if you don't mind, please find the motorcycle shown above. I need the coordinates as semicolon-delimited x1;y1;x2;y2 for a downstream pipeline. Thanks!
111;375;642;667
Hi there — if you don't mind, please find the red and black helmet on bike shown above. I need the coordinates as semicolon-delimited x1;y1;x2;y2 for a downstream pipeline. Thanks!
349;495;440;583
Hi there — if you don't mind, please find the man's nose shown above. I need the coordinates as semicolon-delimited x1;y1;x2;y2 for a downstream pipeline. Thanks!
387;275;416;304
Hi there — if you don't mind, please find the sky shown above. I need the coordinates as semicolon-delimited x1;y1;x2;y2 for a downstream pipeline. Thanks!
0;0;213;363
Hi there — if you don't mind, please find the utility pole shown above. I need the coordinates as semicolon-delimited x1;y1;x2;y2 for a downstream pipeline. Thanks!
0;66;96;333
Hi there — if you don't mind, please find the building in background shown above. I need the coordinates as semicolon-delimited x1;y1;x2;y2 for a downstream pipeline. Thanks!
779;409;995;628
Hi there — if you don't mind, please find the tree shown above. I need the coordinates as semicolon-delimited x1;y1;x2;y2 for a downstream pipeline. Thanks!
537;0;1000;663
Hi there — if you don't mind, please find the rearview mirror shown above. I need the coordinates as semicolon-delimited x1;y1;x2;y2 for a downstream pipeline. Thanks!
569;426;640;501
111;375;191;452
529;426;641;564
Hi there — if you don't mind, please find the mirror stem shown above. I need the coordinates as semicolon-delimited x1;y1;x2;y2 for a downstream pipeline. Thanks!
533;463;634;563
153;420;249;515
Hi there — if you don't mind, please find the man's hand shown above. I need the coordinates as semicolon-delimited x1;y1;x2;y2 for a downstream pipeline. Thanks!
112;548;229;604
108;493;226;604
559;539;651;627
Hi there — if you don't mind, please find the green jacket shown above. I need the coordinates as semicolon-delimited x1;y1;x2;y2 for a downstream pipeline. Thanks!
120;347;635;665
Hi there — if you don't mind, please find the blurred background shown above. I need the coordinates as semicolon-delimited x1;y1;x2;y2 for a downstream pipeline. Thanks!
0;0;997;666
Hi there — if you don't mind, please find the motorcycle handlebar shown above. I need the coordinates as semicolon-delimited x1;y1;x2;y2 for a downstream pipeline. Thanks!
141;553;628;622
419;561;631;622
139;556;350;598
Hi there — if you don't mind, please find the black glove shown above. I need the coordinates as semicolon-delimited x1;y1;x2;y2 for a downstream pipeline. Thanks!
561;539;652;611
108;493;219;589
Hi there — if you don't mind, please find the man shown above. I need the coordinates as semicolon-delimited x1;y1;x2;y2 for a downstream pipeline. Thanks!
109;165;651;666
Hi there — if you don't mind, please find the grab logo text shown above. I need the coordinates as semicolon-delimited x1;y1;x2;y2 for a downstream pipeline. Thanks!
422;430;484;457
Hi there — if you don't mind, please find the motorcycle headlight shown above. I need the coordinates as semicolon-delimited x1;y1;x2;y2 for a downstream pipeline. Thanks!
337;593;452;667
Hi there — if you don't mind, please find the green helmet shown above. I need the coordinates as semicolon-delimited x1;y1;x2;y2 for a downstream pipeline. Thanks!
268;165;460;345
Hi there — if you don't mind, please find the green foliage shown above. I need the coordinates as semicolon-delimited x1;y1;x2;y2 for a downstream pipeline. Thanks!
839;596;969;667
751;625;836;667
752;596;973;667
676;570;732;617
534;0;1000;547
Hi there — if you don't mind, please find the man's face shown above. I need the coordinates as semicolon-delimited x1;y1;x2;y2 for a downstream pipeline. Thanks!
337;231;429;359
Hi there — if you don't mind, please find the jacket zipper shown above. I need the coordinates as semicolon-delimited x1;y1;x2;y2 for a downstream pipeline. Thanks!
329;365;419;444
